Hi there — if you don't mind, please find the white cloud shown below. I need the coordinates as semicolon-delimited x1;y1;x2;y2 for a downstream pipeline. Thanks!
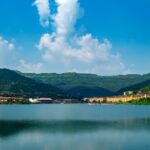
0;36;44;73
33;0;51;27
19;60;43;73
37;33;110;63
35;0;129;75
54;0;80;38
0;36;17;68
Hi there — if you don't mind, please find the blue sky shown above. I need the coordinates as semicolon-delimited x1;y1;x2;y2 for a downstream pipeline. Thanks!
0;0;150;75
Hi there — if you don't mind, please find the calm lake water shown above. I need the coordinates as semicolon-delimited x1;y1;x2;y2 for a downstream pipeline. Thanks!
0;104;150;150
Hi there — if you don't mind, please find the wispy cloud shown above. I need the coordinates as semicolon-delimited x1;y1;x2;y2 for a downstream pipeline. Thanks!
33;0;51;27
54;0;80;37
34;0;129;75
0;36;17;68
0;36;44;73
19;60;43;73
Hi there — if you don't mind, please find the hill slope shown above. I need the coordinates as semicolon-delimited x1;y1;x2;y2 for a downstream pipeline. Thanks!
23;72;150;97
66;86;114;97
0;69;67;98
118;79;150;94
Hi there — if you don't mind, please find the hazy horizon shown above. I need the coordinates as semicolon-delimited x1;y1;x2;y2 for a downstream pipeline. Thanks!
1;67;150;76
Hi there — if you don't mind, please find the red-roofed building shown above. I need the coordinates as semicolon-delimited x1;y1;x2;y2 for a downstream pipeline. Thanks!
37;98;53;103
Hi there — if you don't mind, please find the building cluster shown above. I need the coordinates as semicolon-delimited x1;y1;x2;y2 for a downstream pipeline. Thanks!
88;92;150;104
29;98;80;104
0;96;80;104
0;97;19;103
29;98;53;103
0;96;53;104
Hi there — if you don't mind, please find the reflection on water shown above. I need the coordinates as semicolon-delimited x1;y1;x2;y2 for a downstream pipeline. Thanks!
0;104;150;150
1;118;150;138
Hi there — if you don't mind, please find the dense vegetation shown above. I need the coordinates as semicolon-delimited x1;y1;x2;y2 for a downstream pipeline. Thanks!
23;72;150;97
0;69;67;98
141;86;150;92
1;69;150;99
66;86;114;97
127;98;150;105
118;79;150;94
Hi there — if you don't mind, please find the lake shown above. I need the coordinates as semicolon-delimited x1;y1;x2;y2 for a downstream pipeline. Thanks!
0;104;150;150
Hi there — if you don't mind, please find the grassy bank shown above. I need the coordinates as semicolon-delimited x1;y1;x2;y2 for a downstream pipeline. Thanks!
126;98;150;105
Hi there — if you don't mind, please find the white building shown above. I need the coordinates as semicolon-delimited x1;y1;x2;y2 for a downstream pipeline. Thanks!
29;98;38;103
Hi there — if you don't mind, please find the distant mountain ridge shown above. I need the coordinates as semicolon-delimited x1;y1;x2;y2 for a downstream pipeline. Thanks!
1;69;150;98
0;69;67;98
23;72;150;97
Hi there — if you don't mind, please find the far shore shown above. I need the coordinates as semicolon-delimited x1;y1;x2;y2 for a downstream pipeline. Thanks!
1;98;150;105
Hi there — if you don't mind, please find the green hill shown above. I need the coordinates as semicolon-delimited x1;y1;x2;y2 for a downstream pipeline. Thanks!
118;79;150;94
23;72;150;97
0;69;67;98
66;86;114;97
2;68;150;99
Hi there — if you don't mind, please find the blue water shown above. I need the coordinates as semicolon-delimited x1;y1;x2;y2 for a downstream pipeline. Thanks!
0;104;150;150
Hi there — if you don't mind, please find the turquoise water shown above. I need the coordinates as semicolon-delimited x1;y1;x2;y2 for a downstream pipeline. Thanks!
0;104;150;150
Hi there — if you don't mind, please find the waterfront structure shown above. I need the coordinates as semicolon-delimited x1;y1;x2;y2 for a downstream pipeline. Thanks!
123;91;134;96
29;98;39;103
29;98;53;103
38;98;53;103
88;93;150;104
0;97;18;103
